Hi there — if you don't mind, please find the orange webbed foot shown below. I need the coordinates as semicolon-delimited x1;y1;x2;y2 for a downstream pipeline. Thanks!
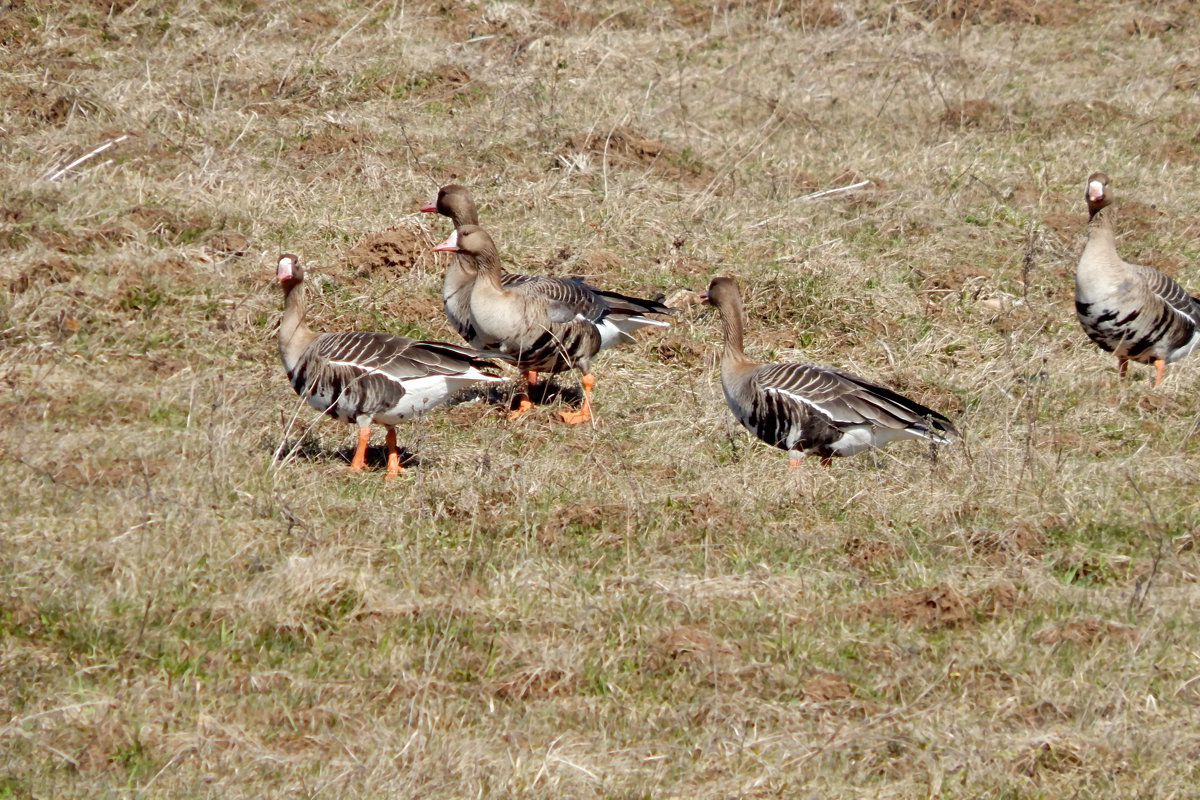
508;397;535;420
558;372;594;425
559;406;592;425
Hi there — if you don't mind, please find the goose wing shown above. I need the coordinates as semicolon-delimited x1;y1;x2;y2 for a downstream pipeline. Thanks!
754;362;956;439
1135;263;1200;327
309;332;505;387
582;283;674;318
508;275;608;321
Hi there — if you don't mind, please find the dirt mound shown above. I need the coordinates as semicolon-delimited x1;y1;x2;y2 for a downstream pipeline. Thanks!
844;581;1019;629
346;225;428;274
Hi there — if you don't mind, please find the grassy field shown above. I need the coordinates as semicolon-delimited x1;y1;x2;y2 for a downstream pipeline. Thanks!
4;0;1200;796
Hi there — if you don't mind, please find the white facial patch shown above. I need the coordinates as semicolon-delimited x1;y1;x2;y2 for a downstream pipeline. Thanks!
1087;180;1104;202
277;256;295;279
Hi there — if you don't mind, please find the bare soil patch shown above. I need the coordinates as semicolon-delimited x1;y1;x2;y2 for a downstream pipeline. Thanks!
346;225;430;276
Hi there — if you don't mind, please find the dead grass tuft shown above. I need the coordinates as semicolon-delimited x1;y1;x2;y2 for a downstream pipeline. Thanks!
912;0;1089;27
1032;615;1140;646
490;665;577;700
1011;732;1092;776
559;125;715;187
844;581;1020;628
844;537;904;571
940;99;1004;129
801;671;853;702
212;555;403;637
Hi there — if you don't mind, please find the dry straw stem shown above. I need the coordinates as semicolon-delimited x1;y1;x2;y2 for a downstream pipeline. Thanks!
3;0;1200;797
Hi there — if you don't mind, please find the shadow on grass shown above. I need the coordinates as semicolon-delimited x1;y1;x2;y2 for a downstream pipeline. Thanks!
456;377;586;414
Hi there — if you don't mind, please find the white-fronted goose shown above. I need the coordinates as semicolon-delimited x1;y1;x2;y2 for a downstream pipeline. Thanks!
421;184;672;349
702;276;957;467
1076;172;1200;386
276;254;510;476
432;226;602;424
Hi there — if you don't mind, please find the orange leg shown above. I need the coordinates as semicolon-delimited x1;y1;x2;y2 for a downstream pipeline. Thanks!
559;373;594;425
350;425;371;471
508;370;538;420
1117;357;1129;379
788;458;802;469
385;428;402;478
1153;358;1166;387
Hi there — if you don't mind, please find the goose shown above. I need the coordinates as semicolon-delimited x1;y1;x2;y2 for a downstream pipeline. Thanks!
421;183;672;348
432;226;602;424
1075;172;1200;386
275;253;510;476
701;276;957;467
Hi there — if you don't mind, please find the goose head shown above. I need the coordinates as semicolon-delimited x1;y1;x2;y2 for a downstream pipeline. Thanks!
433;225;498;263
276;253;304;288
420;184;478;227
700;275;741;309
1085;172;1112;215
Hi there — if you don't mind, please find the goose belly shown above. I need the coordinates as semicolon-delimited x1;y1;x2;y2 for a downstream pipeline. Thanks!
301;384;350;421
824;425;922;457
373;373;500;424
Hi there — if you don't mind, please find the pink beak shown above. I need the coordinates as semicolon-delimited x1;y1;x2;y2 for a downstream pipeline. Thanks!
276;256;294;281
432;230;459;252
420;201;437;213
1086;181;1104;202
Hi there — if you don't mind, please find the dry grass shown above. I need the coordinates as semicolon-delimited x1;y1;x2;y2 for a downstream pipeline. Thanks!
3;0;1200;796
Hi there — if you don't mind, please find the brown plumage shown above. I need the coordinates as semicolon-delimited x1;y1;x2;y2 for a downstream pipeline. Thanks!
1075;172;1200;386
702;276;957;468
275;254;510;476
432;226;602;424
